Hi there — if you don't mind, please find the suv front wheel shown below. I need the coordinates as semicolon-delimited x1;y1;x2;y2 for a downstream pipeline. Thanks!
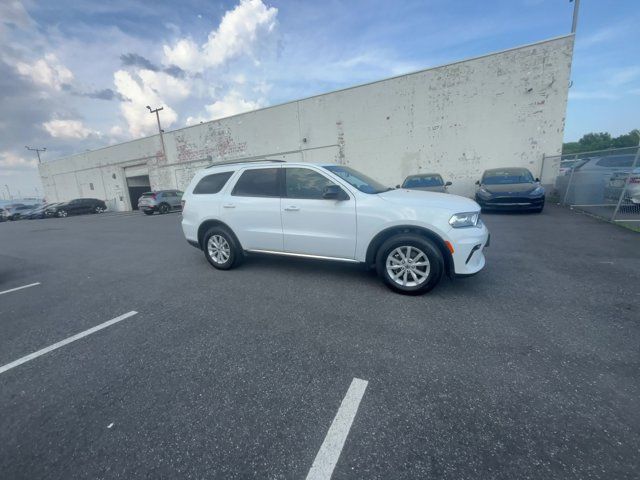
203;227;243;270
376;234;444;295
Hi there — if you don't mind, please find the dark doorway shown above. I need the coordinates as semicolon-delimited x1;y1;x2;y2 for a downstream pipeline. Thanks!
126;175;151;210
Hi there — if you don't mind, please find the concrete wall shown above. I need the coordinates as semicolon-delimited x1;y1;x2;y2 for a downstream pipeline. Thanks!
40;35;574;211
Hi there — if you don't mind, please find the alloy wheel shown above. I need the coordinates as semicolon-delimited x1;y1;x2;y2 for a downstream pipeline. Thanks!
207;235;231;265
385;245;431;287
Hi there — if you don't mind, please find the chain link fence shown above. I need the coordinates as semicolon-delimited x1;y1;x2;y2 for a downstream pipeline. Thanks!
542;146;640;228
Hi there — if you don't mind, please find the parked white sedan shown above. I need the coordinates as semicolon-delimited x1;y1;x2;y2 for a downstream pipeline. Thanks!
181;160;489;294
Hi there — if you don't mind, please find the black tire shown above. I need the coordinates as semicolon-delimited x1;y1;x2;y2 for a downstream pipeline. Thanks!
143;210;154;216
94;205;105;213
158;203;170;214
376;234;444;295
57;210;68;218
203;227;243;270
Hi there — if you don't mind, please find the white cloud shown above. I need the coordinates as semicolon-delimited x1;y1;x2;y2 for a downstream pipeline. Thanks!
569;90;617;100
15;53;74;90
205;90;263;119
0;151;37;170
138;69;191;101
185;90;263;125
163;0;278;73
609;66;640;87
113;70;179;137
578;27;619;48
43;119;95;139
163;38;202;73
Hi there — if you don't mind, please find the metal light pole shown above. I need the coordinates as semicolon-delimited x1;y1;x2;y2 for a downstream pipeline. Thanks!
147;106;167;161
571;0;580;33
25;146;46;163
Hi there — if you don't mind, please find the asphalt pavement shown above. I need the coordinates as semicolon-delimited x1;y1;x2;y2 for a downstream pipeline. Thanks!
0;205;638;479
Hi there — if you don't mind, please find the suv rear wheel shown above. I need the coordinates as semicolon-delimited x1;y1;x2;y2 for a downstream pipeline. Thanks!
376;234;443;295
203;227;243;270
158;203;170;214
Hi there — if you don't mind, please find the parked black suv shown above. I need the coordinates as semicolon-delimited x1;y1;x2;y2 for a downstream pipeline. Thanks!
46;198;107;218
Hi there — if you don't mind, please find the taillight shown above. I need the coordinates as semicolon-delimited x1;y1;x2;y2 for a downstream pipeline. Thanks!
151;193;157;199
629;177;640;184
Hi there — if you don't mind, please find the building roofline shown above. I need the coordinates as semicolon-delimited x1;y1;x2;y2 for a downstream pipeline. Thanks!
43;33;574;165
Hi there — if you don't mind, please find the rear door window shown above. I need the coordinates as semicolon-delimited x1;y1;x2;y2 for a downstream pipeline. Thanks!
231;168;280;197
193;172;234;194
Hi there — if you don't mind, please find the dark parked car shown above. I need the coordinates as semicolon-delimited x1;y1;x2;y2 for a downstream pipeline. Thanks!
24;203;62;219
137;190;183;215
475;167;545;212
46;198;107;218
400;173;451;193
4;204;39;220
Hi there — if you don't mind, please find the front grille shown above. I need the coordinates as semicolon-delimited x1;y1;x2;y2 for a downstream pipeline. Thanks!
486;197;537;204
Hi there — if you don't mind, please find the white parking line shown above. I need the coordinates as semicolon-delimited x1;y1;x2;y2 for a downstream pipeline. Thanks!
306;378;368;480
0;311;138;375
0;282;41;296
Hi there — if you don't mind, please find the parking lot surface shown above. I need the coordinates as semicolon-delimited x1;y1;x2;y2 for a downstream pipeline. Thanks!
1;206;639;479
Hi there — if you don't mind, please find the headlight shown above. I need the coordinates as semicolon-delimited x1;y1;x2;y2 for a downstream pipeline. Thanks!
449;212;480;228
531;186;545;195
477;187;490;195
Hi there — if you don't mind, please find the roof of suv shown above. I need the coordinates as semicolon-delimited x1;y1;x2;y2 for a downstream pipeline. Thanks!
204;160;339;171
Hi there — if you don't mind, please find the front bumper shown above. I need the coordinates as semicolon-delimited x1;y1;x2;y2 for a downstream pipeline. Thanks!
476;195;544;210
447;221;490;276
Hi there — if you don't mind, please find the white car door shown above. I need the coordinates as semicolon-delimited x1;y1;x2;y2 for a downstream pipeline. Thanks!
220;166;283;251
281;166;357;259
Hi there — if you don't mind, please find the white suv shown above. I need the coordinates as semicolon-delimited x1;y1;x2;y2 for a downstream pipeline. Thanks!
181;160;489;294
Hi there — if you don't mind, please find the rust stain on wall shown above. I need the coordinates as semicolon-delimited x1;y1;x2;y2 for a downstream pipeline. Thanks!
175;126;247;163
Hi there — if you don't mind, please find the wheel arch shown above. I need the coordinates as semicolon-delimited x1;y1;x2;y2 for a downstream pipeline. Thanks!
365;225;454;276
197;219;242;250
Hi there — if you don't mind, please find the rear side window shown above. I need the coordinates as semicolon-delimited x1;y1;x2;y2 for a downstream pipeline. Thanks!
193;171;233;194
232;168;280;197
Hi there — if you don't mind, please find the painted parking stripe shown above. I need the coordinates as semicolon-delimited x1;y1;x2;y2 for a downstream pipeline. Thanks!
306;378;368;480
0;282;41;296
0;311;138;375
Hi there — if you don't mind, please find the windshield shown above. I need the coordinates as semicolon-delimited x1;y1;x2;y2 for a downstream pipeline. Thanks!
482;169;534;185
323;165;388;194
403;175;443;188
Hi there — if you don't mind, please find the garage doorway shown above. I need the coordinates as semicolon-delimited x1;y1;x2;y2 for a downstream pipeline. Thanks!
126;175;151;210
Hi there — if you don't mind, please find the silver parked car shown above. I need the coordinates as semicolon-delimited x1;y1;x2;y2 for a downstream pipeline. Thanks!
138;190;184;215
400;173;451;193
556;155;636;204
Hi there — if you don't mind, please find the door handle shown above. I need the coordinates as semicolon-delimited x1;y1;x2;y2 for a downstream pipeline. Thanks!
284;206;299;211
223;203;235;209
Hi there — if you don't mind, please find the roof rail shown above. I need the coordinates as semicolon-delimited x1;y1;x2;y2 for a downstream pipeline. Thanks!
205;158;286;169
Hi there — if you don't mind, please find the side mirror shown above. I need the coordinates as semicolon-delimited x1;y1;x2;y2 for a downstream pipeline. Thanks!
396;184;401;189
535;177;540;182
323;184;348;200
445;181;452;187
475;180;480;185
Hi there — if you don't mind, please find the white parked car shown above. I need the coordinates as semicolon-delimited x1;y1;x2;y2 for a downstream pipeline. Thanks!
181;160;489;294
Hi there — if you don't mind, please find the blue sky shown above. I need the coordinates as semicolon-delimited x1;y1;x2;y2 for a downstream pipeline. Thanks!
1;0;639;197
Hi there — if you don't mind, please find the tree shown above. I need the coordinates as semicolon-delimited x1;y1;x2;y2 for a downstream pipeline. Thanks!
563;130;640;154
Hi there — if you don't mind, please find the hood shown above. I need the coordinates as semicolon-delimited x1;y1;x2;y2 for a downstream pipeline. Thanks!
481;183;538;194
378;188;479;212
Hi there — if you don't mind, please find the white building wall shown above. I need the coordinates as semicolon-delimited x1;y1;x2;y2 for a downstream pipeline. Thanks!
40;35;574;211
